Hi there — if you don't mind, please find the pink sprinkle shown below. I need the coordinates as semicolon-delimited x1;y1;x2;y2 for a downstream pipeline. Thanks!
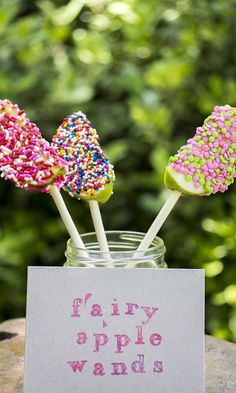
0;99;67;192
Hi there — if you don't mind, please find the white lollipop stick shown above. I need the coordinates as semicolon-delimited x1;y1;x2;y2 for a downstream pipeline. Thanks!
49;185;86;253
88;200;111;260
137;190;181;252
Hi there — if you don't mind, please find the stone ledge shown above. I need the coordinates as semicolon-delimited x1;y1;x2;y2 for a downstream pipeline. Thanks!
205;334;236;393
0;319;25;393
0;319;236;392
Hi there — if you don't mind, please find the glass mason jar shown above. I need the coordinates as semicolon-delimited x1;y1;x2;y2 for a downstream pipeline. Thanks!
64;231;167;268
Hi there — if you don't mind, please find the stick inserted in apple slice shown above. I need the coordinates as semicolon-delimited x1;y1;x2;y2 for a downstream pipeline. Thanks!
0;99;85;251
52;111;115;259
137;105;236;253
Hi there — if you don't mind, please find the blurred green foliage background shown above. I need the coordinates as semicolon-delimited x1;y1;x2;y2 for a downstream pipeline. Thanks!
0;0;236;341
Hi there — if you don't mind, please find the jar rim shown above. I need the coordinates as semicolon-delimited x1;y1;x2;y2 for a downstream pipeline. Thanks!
66;230;166;265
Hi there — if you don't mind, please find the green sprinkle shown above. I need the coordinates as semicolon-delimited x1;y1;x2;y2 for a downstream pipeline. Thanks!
184;160;189;166
221;127;226;133
232;143;236;149
205;186;213;193
188;155;194;162
213;131;218;138
199;178;205;185
204;115;213;123
200;158;205;165
213;179;220;185
209;136;215;142
185;174;192;181
170;155;178;162
212;122;217;128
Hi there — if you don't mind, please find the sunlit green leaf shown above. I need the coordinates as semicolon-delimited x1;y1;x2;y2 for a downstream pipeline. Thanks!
145;59;192;89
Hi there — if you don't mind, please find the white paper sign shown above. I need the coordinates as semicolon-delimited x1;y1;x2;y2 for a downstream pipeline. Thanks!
24;267;204;393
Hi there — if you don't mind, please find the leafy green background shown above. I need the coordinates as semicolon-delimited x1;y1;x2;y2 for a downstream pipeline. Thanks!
0;0;236;342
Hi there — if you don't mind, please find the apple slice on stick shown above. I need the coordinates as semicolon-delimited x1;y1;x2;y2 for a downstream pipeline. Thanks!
137;105;236;253
52;111;115;259
0;99;86;253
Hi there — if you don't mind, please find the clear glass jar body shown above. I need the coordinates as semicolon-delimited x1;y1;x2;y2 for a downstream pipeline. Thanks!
65;231;167;268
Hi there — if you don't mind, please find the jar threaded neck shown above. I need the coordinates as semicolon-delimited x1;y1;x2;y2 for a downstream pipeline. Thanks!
65;231;167;268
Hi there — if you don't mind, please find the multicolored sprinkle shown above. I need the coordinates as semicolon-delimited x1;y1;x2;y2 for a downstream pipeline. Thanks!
52;111;115;202
0;99;67;192
165;105;236;195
